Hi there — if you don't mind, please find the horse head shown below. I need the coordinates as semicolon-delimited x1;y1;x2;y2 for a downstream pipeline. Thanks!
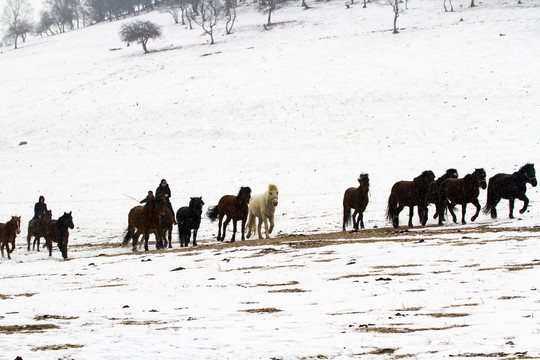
446;168;459;179
357;174;370;188
11;216;21;235
268;184;279;207
474;168;487;189
521;163;537;187
237;187;252;204
414;170;435;194
60;212;75;230
190;197;205;215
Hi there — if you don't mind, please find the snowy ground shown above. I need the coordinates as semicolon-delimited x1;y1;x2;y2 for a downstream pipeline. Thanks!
1;0;540;358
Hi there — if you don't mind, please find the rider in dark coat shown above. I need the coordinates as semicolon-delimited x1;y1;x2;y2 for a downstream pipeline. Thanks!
140;191;154;205
156;179;176;224
32;196;48;231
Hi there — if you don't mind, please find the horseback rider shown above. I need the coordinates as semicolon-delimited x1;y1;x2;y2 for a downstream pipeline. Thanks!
140;191;154;205
31;196;48;231
156;179;176;225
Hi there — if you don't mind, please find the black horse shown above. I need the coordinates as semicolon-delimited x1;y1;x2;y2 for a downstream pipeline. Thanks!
426;169;459;219
44;212;74;259
386;170;435;228
176;197;204;247
483;163;537;219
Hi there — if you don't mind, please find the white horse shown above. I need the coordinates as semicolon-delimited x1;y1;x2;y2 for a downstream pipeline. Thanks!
247;184;279;239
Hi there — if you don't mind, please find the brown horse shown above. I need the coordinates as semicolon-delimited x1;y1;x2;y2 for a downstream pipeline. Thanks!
0;216;21;260
135;208;174;250
207;187;252;242
438;168;487;225
123;196;168;251
27;210;53;251
44;212;74;259
342;173;370;232
386;170;435;228
426;169;459;220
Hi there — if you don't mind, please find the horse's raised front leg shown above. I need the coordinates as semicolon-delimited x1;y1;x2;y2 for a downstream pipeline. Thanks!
518;194;529;215
471;199;481;222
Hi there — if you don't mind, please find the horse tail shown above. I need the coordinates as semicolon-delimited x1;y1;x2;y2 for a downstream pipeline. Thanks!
206;205;219;222
482;181;497;218
343;207;351;229
385;193;395;223
122;226;131;245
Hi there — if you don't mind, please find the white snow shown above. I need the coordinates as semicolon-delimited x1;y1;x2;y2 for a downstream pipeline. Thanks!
1;0;540;358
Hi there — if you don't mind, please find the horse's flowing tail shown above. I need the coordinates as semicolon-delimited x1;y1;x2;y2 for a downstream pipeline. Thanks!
206;206;219;222
343;207;351;229
122;226;131;245
386;195;396;223
482;182;497;218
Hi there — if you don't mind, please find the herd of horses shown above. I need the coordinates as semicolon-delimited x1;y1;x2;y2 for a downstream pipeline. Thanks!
0;164;536;260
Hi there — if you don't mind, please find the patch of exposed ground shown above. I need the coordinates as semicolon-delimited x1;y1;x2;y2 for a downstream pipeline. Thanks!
0;324;59;334
356;324;468;333
240;308;283;313
34;315;79;321
31;344;84;351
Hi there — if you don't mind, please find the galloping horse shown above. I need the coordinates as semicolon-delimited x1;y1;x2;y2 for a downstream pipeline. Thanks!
483;163;537;219
426;169;459;220
0;216;21;260
342;174;369;232
207;187;252;243
386;170;435;228
27;210;52;251
438;168;487;225
247;184;279;239
123;196;168;251
176;197;204;247
44;212;74;259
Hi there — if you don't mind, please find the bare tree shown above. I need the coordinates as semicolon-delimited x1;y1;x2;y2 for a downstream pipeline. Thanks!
259;0;289;27
1;0;33;49
119;20;162;53
387;0;399;34
470;0;476;7
444;0;454;11
193;0;223;45
161;0;183;23
35;10;56;36
224;0;237;34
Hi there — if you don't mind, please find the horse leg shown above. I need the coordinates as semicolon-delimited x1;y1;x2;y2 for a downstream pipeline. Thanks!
217;215;224;241
343;206;350;232
47;240;53;257
247;212;254;239
168;228;172;248
461;203;467;224
263;215;271;239
241;217;247;241
471;199;481;222
222;217;231;242
193;228;198;246
27;232;32;251
508;198;515;218
268;214;275;234
352;210;359;232
518;194;529;215
393;205;404;228
257;217;264;239
358;211;365;229
144;233;150;252
230;219;237;243
35;236;41;251
448;204;457;223
408;206;414;227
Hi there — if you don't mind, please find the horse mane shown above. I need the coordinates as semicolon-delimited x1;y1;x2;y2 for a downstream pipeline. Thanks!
268;184;278;192
519;163;534;174
236;187;251;200
357;173;369;186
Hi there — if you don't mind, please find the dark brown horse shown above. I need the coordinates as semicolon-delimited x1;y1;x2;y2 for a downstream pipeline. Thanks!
386;170;435;228
27;210;52;251
44;212;74;259
483;163;537;219
438;168;487;225
342;173;370;232
123;196;168;251
207;187;251;242
426;169;459;220
0;216;21;260
177;197;204;247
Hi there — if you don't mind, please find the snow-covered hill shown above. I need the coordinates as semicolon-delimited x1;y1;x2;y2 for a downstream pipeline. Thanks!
1;0;539;358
